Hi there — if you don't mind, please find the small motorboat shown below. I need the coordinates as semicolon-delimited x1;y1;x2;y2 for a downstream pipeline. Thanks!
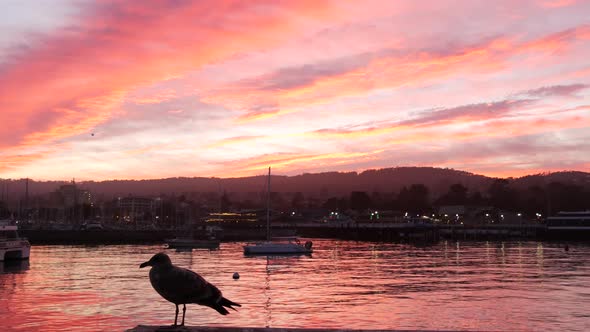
243;237;312;255
165;237;220;250
0;224;31;261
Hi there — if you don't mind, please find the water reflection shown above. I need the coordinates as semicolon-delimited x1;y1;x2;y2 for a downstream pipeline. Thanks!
1;240;590;331
0;259;30;274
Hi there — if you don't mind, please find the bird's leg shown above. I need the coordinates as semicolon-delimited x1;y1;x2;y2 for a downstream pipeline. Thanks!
173;304;179;326
181;304;186;326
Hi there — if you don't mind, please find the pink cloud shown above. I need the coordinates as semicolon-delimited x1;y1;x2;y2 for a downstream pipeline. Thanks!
0;1;336;151
130;89;178;104
0;151;54;173
541;0;577;8
166;109;184;114
1;1;589;179
517;83;589;97
212;150;385;177
207;135;266;148
201;24;590;122
306;99;534;139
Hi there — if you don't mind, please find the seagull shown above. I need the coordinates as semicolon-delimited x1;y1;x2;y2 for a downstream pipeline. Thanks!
140;252;241;326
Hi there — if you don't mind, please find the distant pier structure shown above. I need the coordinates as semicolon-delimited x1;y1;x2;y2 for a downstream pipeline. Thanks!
277;222;546;242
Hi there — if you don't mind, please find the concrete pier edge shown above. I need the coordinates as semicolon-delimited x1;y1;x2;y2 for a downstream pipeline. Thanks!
126;326;477;332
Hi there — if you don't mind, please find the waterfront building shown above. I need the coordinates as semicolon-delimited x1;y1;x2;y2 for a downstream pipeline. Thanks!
117;196;154;227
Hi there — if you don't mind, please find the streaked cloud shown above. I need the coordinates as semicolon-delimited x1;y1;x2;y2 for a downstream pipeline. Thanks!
517;84;588;98
0;0;589;180
307;99;534;139
207;135;266;148
199;24;590;125
541;0;577;8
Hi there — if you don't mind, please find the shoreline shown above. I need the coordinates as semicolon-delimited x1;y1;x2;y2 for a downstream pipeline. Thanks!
18;224;590;245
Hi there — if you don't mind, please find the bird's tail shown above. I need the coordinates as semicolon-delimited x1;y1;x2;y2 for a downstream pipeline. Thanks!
210;297;241;315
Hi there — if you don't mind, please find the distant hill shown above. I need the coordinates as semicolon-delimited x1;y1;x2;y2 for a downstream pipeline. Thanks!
511;171;590;189
1;167;589;199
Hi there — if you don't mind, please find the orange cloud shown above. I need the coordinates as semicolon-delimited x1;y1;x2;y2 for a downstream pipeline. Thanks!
202;24;590;123
2;2;589;180
541;0;577;8
215;150;384;177
305;100;533;140
0;151;53;173
522;24;590;52
124;142;178;156
203;38;509;119
206;135;266;148
129;89;178;104
0;1;337;152
438;158;589;178
388;114;589;145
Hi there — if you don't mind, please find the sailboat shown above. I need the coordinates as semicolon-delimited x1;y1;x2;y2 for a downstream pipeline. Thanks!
243;167;313;255
165;223;221;250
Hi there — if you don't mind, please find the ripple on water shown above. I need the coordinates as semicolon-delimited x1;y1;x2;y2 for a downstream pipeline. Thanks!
2;240;590;331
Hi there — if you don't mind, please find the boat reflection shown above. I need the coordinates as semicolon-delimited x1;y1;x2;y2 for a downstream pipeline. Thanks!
0;259;30;274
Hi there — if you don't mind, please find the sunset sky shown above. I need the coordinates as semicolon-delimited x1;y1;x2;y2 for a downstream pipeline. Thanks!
1;0;589;181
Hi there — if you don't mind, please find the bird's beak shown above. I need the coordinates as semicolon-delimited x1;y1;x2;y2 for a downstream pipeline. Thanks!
139;261;150;268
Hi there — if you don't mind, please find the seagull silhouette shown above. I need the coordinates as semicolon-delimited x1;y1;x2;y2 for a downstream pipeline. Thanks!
140;252;241;326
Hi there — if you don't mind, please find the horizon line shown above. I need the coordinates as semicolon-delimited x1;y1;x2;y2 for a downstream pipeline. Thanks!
1;166;587;183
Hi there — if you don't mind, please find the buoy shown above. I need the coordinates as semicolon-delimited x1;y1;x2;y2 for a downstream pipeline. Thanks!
232;272;240;280
565;245;569;252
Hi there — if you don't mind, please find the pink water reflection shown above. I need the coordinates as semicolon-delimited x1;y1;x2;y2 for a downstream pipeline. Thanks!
1;241;590;331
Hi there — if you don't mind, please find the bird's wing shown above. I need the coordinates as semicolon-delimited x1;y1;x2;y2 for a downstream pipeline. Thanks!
152;266;221;304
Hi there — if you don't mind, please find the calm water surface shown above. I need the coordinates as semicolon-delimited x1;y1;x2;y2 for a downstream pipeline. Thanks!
1;240;590;331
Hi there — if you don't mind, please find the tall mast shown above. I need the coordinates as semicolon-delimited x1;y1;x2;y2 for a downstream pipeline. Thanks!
267;166;271;241
25;178;29;221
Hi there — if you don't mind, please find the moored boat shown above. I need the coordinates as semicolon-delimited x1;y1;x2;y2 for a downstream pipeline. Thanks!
0;224;31;261
243;237;312;255
243;167;312;256
165;224;222;250
545;211;590;240
165;237;220;249
546;211;590;229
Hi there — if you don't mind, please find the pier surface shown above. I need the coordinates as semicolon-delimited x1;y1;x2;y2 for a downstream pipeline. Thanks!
127;326;470;332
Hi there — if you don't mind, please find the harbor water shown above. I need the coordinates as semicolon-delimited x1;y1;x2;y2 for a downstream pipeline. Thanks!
1;240;590;331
